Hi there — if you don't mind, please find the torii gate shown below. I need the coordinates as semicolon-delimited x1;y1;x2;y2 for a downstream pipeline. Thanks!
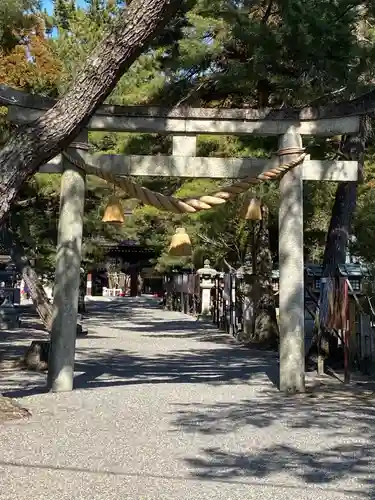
0;85;360;394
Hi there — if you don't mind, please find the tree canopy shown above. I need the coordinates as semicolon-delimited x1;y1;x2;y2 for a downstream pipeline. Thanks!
2;0;375;277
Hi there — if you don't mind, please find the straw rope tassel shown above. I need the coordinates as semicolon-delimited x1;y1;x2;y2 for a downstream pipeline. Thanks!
169;228;192;257
102;195;125;223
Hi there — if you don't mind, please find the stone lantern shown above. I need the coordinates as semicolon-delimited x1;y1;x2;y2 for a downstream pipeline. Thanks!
197;259;217;315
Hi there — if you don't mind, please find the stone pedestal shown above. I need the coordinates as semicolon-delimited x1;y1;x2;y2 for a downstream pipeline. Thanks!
197;260;217;316
0;304;20;329
200;282;213;315
241;273;259;337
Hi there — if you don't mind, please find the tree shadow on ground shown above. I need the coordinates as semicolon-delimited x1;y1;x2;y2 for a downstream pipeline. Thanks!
3;343;279;398
169;386;375;497
111;321;225;340
0;324;48;363
73;342;279;389
1;297;276;398
142;329;249;346
83;297;161;326
86;297;250;347
3;299;375;495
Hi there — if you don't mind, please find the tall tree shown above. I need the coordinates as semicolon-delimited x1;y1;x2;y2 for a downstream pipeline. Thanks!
0;1;63;327
0;0;181;332
0;0;181;225
0;15;61;95
3;0;375;351
149;0;375;348
0;224;53;330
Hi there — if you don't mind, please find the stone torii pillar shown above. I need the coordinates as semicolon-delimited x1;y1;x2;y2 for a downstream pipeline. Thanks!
47;130;88;393
278;127;305;393
277;126;358;393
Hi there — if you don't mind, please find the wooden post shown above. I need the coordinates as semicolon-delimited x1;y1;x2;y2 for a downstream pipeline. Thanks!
47;130;88;392
278;127;305;393
317;325;325;376
130;269;138;297
86;272;92;296
343;278;351;384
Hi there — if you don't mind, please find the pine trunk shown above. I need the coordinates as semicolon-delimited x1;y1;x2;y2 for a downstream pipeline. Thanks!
252;205;279;348
307;123;366;365
0;0;180;225
323;133;365;276
241;206;279;348
0;225;53;330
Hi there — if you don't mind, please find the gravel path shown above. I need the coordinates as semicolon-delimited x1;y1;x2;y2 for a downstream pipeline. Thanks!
0;296;374;499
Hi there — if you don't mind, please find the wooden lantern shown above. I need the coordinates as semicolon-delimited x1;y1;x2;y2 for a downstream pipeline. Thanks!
242;197;262;221
169;228;192;257
102;195;125;224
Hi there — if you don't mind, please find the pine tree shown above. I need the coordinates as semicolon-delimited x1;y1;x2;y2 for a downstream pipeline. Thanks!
0;0;40;52
0;0;182;332
54;0;75;30
0;0;63;328
2;0;375;351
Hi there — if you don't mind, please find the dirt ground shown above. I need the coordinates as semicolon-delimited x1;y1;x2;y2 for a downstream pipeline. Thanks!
0;359;32;423
0;393;31;423
0;308;46;423
1;302;375;425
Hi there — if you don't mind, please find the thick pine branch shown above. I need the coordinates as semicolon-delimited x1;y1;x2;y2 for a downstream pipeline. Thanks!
0;0;180;224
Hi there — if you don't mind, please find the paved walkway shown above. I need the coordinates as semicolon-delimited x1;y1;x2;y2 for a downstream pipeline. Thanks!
0;297;375;499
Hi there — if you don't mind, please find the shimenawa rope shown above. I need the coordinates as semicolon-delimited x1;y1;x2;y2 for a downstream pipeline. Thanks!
61;146;306;214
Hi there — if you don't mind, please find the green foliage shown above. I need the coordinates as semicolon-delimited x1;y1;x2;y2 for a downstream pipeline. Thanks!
11;172;136;275
4;0;375;276
354;187;375;263
53;0;75;30
0;0;40;52
51;7;107;92
157;0;374;107
0;1;61;95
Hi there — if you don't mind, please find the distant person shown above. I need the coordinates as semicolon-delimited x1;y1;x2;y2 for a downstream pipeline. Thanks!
0;282;6;305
